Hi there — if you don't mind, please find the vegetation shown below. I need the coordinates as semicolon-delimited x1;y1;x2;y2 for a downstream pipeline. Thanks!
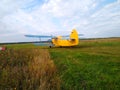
49;38;120;90
0;48;60;90
0;38;120;90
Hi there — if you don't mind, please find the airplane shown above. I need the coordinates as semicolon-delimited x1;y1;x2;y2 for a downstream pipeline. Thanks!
25;29;83;48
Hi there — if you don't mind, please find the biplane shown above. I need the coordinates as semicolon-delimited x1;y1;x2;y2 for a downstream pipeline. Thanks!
25;29;83;48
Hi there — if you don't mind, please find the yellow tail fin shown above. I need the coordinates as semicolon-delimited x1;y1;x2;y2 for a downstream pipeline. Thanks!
70;29;79;45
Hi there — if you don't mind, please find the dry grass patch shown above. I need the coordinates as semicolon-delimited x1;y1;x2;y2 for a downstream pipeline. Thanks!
0;49;60;90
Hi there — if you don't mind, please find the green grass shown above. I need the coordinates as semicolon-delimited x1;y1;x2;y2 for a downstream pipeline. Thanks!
5;43;36;49
0;38;120;90
49;38;120;90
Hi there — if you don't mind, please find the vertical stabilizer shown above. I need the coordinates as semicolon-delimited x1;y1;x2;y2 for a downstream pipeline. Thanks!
70;29;79;45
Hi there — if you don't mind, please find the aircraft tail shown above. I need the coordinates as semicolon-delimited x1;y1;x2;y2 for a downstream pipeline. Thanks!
70;29;79;45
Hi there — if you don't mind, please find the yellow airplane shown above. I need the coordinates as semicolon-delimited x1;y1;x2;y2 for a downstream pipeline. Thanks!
52;29;79;47
25;29;83;47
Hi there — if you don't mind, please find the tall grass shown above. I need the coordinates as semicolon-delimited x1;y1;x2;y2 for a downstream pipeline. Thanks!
0;48;60;90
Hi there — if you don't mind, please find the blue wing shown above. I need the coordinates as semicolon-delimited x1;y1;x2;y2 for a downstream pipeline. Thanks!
25;34;84;38
25;35;53;38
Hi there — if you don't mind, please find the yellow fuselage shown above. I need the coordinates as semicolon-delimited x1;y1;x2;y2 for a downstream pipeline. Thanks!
52;29;79;47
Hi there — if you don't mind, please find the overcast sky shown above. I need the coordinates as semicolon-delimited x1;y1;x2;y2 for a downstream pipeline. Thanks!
0;0;120;42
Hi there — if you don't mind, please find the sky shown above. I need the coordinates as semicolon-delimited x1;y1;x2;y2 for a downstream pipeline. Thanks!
0;0;120;42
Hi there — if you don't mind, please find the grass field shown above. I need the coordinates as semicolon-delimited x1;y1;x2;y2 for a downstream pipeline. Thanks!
0;48;60;90
49;38;120;90
0;38;120;90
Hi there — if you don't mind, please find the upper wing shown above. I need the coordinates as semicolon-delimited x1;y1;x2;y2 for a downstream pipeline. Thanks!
25;35;53;38
25;34;84;38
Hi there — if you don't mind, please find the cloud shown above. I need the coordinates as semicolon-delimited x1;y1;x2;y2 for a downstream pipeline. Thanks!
42;0;97;17
83;0;120;37
0;0;58;42
0;0;31;18
0;0;58;34
0;0;120;42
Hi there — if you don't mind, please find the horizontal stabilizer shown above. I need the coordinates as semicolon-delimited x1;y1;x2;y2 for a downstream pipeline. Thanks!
62;34;84;37
78;34;84;36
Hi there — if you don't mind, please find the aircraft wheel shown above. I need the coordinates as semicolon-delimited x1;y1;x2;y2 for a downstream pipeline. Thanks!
49;46;52;48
